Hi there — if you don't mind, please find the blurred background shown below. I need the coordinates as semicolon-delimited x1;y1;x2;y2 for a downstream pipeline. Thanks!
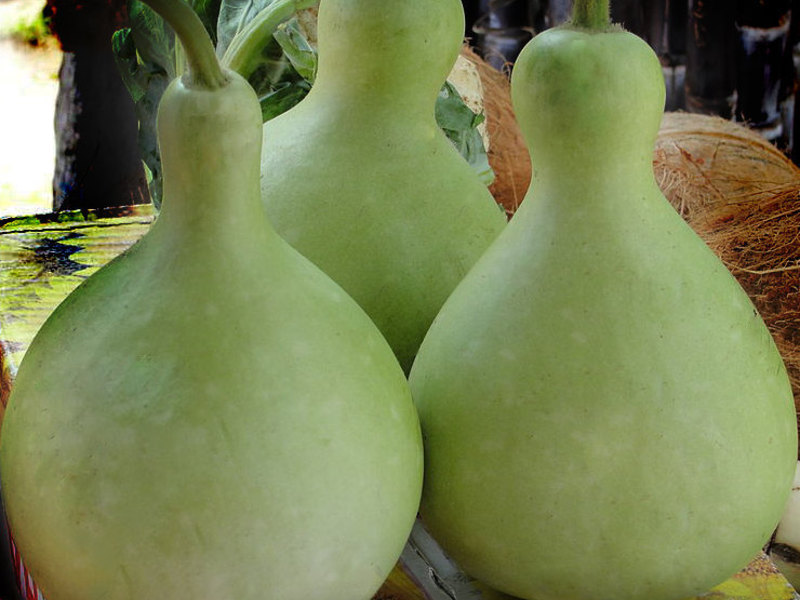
466;0;797;149
1;0;799;217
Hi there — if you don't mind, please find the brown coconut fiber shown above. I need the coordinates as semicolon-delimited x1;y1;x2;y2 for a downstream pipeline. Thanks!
653;112;800;428
459;45;531;216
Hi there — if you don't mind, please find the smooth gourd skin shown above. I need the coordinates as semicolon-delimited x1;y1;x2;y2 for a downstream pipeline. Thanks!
260;0;507;372
409;26;797;600
0;70;423;600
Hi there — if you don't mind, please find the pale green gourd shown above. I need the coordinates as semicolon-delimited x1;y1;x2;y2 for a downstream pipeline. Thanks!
0;2;422;599
260;0;507;372
408;2;798;599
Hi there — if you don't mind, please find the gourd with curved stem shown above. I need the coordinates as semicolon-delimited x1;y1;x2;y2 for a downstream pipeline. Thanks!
408;1;798;599
257;0;507;372
0;1;422;599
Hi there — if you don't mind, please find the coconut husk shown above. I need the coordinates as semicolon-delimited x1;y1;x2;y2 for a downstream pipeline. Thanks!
459;45;531;216
655;112;800;219
654;112;800;430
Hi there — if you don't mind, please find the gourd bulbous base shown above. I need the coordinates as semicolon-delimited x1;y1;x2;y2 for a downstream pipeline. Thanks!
409;25;797;600
0;70;422;600
259;0;507;372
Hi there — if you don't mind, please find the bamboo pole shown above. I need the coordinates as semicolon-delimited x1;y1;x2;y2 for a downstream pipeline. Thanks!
685;0;736;117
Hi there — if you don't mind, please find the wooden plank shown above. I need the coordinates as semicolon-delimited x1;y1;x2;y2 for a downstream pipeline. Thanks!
686;0;737;117
0;206;155;414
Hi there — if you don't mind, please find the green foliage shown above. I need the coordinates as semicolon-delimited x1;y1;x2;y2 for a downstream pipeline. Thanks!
436;82;494;186
227;11;314;122
190;0;223;44
273;18;317;81
128;1;176;80
216;0;276;56
111;17;172;208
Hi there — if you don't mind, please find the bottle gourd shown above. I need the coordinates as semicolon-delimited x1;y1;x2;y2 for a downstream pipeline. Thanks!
260;0;507;372
408;2;798;599
0;2;422;599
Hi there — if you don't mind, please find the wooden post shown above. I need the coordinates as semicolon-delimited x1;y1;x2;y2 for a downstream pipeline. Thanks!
46;0;149;211
779;0;798;154
685;0;736;117
641;0;669;51
529;0;548;33
642;0;687;57
462;0;481;41
545;0;572;28
643;0;688;111
472;0;534;70
609;0;644;37
734;0;793;146
792;0;800;162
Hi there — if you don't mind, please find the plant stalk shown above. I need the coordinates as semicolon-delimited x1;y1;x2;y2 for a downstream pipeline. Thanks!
222;0;318;80
141;0;227;89
571;0;611;29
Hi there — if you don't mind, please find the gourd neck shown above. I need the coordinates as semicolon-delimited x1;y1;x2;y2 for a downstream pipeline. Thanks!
511;25;666;212
308;72;438;122
532;153;657;199
307;0;463;124
138;0;271;237
570;0;610;30
156;75;267;232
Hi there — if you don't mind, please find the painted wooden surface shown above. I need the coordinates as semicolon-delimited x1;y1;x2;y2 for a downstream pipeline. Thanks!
0;206;797;600
0;206;156;415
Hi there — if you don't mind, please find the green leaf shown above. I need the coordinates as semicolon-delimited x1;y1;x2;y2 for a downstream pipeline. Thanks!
111;1;184;207
222;5;316;121
245;36;311;122
217;0;277;57
134;71;172;208
436;82;495;186
129;0;176;80
273;18;317;82
189;0;223;43
436;81;484;131
257;80;312;121
111;28;146;104
111;3;176;207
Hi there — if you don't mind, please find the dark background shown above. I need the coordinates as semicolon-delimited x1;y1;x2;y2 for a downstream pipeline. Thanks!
38;1;800;208
466;0;798;155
